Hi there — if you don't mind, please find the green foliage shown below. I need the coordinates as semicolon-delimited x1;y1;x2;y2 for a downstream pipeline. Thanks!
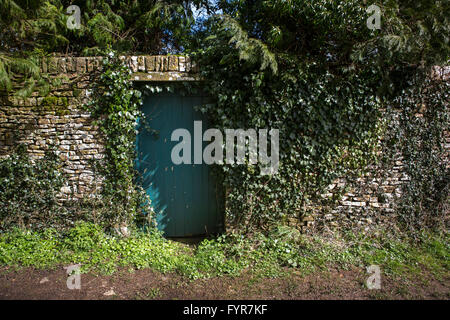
85;51;154;231
0;0;211;96
188;0;449;230
70;0;208;55
0;144;66;231
192;1;384;228
0;1;68;97
63;222;105;251
193;237;250;277
382;76;449;232
0;227;62;268
0;0;209;54
0;0;447;235
0;222;448;281
345;230;450;278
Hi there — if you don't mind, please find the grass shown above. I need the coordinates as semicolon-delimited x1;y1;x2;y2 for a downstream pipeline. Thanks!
136;287;162;300
0;222;448;282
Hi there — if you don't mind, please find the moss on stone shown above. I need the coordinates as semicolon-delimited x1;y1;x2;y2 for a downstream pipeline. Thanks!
39;96;70;115
73;88;82;98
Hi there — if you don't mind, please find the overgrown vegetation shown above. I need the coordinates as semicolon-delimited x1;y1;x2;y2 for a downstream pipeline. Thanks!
0;1;448;235
383;76;450;232
0;144;66;231
0;222;448;281
84;51;154;232
186;0;449;231
0;0;211;97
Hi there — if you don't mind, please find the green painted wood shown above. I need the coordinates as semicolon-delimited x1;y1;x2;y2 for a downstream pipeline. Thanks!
136;90;224;237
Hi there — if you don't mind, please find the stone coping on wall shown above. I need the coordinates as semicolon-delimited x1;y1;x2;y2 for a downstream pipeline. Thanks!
41;56;448;82
41;55;200;81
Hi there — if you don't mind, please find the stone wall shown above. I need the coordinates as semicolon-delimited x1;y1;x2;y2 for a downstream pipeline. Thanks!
0;55;198;200
0;57;448;231
298;66;450;233
299;165;406;234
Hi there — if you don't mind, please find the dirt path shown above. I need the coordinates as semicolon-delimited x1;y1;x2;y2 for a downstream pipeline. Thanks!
0;266;448;300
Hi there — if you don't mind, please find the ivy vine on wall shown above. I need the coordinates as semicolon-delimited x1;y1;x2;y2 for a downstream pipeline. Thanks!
383;75;449;233
0;144;66;231
192;53;383;231
85;51;154;232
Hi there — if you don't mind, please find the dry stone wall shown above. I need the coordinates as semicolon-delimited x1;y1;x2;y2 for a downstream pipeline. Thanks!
0;57;448;231
0;56;198;200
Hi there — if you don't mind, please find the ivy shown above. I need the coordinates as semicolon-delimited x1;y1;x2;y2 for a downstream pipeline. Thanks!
383;76;450;233
85;51;154;232
187;1;449;232
0;144;66;231
192;44;382;230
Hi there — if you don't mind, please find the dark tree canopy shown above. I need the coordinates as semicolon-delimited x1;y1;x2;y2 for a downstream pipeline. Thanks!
191;0;449;94
0;0;211;95
1;0;448;96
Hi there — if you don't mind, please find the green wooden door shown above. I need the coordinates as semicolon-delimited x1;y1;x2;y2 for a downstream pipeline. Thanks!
136;90;224;237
